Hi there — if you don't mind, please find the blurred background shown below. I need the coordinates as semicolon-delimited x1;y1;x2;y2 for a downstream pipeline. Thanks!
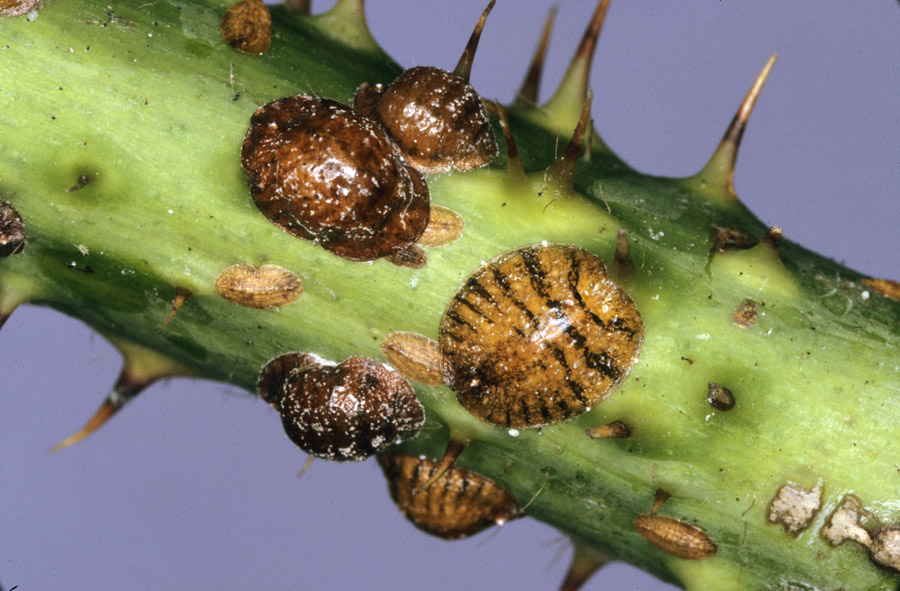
2;1;899;590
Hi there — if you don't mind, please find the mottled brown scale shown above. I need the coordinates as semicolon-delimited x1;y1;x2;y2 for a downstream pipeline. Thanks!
385;245;427;269
711;226;754;254
732;298;758;328
241;96;429;261
0;0;39;17
418;205;465;248
0;202;25;256
440;243;643;428
357;66;497;174
377;452;520;539
633;514;717;560
221;0;271;55
214;263;302;309
380;331;444;387
258;354;424;461
706;382;735;411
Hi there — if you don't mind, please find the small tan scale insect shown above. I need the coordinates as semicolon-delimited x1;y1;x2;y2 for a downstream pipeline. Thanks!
862;277;900;302
585;420;631;439
379;331;444;387
221;0;271;55
214;263;302;309
732;298;758;328
417;205;466;248
257;353;424;461
377;452;520;539
633;514;717;560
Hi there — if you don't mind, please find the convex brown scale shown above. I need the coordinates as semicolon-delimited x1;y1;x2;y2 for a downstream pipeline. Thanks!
633;514;717;561
441;243;643;428
258;353;424;461
241;96;429;261
353;1;497;173
355;68;498;174
377;452;520;539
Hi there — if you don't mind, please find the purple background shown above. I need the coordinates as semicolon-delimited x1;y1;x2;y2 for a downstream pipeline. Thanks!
3;1;899;590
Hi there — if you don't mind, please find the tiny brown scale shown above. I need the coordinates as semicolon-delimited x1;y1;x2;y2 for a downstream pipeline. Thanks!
0;202;25;257
220;0;271;55
258;353;424;461
241;96;429;261
377;452;520;539
440;243;643;428
213;263;302;309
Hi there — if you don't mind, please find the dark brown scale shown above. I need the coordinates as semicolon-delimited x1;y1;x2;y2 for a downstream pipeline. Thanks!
360;66;498;174
377;452;520;539
440;243;644;428
0;202;25;257
257;354;424;461
241;96;429;261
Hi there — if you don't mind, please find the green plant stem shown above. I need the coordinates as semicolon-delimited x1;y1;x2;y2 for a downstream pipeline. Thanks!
3;2;900;589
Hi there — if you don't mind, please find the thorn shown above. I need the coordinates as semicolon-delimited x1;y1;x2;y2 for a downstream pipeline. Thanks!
543;0;609;119
651;488;672;515
297;454;315;477
412;437;468;496
50;337;195;451
585;420;631;439
762;226;783;257
486;100;526;182
453;0;495;82
696;54;777;199
545;91;592;194
613;226;633;278
160;286;192;332
558;543;609;591
514;4;558;107
312;0;380;54
861;277;900;302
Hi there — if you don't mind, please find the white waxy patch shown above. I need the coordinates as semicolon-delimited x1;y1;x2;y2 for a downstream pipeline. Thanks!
767;481;823;535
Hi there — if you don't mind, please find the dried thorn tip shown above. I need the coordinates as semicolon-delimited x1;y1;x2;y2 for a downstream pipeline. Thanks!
453;0;495;82
50;400;118;452
160;287;192;332
762;226;783;254
514;5;558;106
559;543;608;591
651;488;673;515
413;438;468;495
699;55;777;198
546;91;592;192
545;0;608;113
487;101;525;182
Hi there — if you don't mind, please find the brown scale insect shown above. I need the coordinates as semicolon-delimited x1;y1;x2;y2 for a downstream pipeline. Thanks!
706;382;736;411
440;243;643;428
377;452;520;539
633;514;717;560
0;202;25;257
221;0;271;55
257;353;424;461
241;96;429;261
353;1;498;174
214;263;302;309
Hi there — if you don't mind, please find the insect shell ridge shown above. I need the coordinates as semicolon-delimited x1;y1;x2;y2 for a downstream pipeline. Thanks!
437;242;644;429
